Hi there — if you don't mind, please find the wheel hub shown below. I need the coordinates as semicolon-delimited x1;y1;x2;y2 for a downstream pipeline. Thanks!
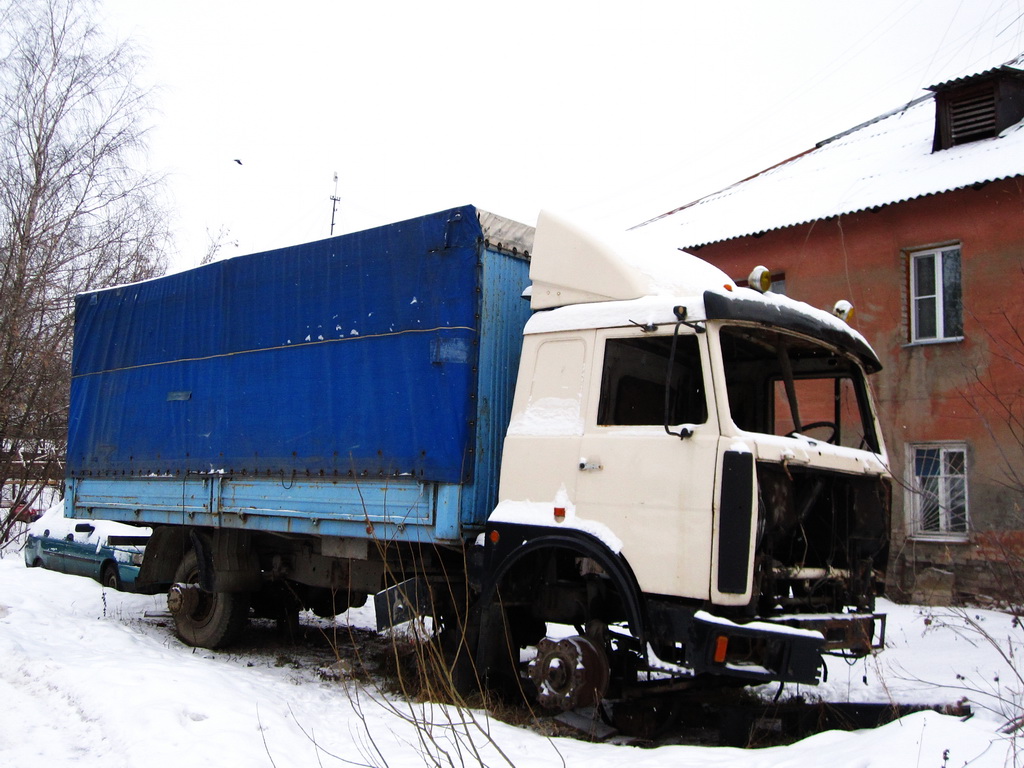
167;582;203;617
528;635;609;711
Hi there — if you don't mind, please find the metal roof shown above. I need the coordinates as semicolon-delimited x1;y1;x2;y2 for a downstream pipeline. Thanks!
638;59;1024;249
927;61;1024;91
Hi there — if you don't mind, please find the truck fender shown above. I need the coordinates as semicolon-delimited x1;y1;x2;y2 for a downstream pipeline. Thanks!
135;526;192;591
480;522;648;645
137;527;260;593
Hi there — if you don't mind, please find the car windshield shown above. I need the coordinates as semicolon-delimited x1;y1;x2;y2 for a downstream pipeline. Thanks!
718;325;880;451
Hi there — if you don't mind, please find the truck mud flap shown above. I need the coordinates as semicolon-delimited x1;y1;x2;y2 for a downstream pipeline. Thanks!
374;577;434;630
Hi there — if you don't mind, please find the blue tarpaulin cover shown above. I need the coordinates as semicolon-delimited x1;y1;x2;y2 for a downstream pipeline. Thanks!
69;207;487;483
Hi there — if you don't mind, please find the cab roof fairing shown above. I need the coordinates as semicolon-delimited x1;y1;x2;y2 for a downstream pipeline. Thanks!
527;210;739;311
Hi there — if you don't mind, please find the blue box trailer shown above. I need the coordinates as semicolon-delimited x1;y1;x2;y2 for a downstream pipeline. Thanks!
67;206;534;545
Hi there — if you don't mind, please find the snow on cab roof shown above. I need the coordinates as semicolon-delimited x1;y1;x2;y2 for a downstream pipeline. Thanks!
637;57;1024;248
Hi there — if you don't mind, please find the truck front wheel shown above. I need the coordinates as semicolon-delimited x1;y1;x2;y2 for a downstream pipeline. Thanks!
168;549;249;649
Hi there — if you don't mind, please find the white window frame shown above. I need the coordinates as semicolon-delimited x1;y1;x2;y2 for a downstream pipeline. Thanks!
909;245;963;344
907;442;969;541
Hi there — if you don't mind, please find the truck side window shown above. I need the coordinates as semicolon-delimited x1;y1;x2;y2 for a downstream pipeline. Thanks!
598;336;707;426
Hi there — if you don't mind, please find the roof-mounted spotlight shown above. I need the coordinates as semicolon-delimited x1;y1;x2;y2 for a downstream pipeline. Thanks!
747;265;771;293
833;299;854;323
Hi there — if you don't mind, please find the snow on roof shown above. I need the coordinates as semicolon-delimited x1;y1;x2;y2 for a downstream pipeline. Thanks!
639;60;1024;248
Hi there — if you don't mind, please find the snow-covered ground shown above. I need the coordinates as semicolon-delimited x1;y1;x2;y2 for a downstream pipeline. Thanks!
0;550;1020;767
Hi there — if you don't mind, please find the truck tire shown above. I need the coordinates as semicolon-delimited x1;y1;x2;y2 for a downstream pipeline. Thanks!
169;549;249;649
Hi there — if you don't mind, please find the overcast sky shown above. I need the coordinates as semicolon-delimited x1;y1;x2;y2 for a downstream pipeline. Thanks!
100;0;1024;270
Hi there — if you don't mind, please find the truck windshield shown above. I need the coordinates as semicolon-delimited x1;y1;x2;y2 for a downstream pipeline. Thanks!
719;325;880;452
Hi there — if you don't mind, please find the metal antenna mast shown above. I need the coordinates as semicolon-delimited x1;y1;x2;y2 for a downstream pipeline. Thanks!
330;172;341;236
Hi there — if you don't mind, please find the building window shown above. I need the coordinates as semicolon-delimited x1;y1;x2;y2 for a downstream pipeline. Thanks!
910;246;962;342
909;443;968;538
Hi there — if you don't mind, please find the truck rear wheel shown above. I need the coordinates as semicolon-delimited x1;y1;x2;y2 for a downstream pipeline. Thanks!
168;549;249;649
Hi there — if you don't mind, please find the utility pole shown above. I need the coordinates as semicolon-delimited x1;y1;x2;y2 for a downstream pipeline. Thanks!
330;172;341;236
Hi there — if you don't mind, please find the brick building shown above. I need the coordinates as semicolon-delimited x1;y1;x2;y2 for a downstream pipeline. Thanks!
638;58;1024;604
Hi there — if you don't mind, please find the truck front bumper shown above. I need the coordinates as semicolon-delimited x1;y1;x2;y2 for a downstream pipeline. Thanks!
647;600;827;686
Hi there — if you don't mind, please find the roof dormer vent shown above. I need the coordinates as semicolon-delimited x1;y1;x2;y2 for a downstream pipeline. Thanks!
930;63;1024;151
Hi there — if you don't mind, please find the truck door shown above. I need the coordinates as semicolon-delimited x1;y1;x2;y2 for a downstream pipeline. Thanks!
574;330;720;601
499;334;591;504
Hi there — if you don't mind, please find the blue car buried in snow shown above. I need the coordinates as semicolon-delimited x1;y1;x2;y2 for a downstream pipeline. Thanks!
24;504;150;591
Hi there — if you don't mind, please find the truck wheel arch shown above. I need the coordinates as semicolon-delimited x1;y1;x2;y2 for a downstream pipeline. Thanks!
480;524;648;644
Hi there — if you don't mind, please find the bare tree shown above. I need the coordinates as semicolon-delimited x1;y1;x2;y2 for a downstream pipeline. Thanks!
201;225;237;266
0;0;168;547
